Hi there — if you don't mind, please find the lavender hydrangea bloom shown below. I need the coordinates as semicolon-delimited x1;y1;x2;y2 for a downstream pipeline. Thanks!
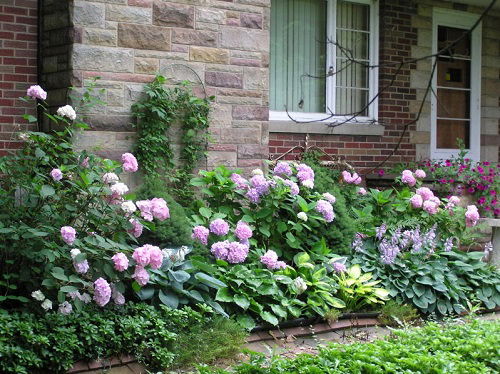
273;161;292;177
192;225;210;245
211;241;229;260
93;277;112;307
235;221;253;240
260;250;278;268
315;200;335;222
246;188;260;204
250;175;270;195
296;163;314;183
230;173;248;190
284;179;299;195
73;259;89;274
209;218;230;236
226;241;249;264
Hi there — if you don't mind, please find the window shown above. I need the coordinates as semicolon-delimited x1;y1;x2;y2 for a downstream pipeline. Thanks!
431;9;481;161
269;0;379;122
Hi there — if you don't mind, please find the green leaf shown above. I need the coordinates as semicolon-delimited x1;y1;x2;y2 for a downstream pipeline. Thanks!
60;286;79;293
260;311;279;326
293;252;310;266
277;221;287;233
159;290;179;308
215;287;233;302
234;294;250;310
169;270;190;283
348;265;361;279
258;226;271;237
199;207;212;219
236;314;256;331
270;304;287;318
195;272;227;289
40;185;55;198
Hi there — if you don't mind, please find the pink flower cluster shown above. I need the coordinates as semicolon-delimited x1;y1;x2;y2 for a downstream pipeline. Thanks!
61;226;76;245
332;261;347;273
209;218;230;236
235;221;253;240
50;168;63;181
273;162;293;177
211;241;249;263
342;171;362;185
315;199;335;222
112;252;129;272
27;85;47;100
136;198;170;221
130;244;163;286
231;173;248;190
93;277;112;307
283;179;300;196
297;164;314;188
260;250;286;270
410;187;441;215
121;153;138;173
128;218;143;238
192;225;210;245
465;205;480;227
401;170;416;187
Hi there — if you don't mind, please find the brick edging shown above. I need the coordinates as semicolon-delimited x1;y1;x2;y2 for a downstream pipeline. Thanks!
67;354;136;373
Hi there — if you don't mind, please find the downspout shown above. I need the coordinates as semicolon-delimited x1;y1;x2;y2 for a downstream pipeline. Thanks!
36;0;44;132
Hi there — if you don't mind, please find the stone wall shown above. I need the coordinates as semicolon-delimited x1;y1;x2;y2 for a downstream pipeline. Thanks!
0;0;38;155
69;0;270;173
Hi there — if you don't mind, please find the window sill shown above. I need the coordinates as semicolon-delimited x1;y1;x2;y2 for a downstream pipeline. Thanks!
269;120;385;136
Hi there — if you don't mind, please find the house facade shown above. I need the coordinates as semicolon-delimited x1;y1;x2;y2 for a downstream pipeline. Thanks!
1;0;499;173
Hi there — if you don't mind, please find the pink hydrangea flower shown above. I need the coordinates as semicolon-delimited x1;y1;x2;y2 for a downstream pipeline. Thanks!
102;172;119;184
230;173;249;190
209;218;229;236
61;226;76;245
322;193;336;204
274;261;286;270
465;205;480;227
226;241;249;264
110;182;129;196
315;200;335;222
192;225;209;245
284;179;299;195
352;173;362;185
136;200;153;221
148;246;164;269
423;200;438;215
133;266;149;286
50;168;63;181
211;241;229;260
128;219;143;238
416;187;434;201
150;198;169;221
401;170;416;187
93;277;112;307
112;253;129;272
121;153;138;173
260;250;278;269
301;179;314;189
235;221;253;241
410;194;423;208
26;85;47;100
73;260;89;274
414;169;426;179
132;245;151;266
296;164;314;183
449;196;460;205
358;187;367;195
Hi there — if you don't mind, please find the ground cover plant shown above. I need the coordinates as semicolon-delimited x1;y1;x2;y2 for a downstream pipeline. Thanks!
198;319;500;373
0;303;245;373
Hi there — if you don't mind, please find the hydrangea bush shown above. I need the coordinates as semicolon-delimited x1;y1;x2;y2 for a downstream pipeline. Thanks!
0;85;174;313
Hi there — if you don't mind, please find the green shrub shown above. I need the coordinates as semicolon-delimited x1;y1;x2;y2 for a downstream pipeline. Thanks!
199;320;500;373
136;177;193;247
0;303;245;373
378;300;420;326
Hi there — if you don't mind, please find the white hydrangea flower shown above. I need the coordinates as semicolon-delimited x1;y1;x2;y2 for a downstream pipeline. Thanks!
252;169;263;176
80;293;92;304
58;301;73;315
121;201;137;214
70;248;81;259
56;105;77;121
293;277;307;295
110;182;129;196
297;212;308;222
31;290;45;301
102;172;119;184
322;192;336;204
41;299;53;310
301;179;314;189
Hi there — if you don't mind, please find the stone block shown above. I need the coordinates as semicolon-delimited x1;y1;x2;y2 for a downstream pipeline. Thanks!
197;22;220;31
206;71;243;88
83;28;117;47
220;26;269;52
240;13;262;29
409;131;430;144
197;8;225;24
243;67;268;90
118;23;171;51
238;144;268;159
207;151;237;167
220;128;261;144
172;29;217;46
159;61;205;84
106;4;152;24
74;1;105;28
107;89;124;106
72;44;134;73
233;105;268;120
135;57;159;74
153;1;194;28
190;46;229;64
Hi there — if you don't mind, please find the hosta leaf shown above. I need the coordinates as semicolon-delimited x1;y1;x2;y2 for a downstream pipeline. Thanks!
215;287;233;302
260;311;279;326
234;294;250;310
158;290;179;308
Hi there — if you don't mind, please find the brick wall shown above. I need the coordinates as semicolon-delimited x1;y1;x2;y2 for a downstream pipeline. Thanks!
269;0;419;173
67;0;270;173
0;0;38;156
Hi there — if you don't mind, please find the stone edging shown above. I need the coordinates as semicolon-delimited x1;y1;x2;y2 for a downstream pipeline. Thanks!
68;354;138;373
247;317;380;343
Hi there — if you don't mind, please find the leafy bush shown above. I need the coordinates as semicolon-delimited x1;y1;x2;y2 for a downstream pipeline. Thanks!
136;177;192;247
199;320;500;373
378;300;419;326
0;303;246;374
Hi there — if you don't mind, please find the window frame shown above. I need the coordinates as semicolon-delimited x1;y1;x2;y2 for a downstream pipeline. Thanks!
430;8;482;161
269;0;379;124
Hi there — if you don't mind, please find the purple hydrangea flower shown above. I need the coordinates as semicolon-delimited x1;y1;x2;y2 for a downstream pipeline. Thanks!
211;241;229;260
209;218;229;236
192;225;210;245
226;242;249;264
273;161;292;177
235;221;252;241
284;179;299;195
296;163;314;183
93;277;112;307
250;175;270;195
315;199;335;222
230;173;248;190
246;188;260;203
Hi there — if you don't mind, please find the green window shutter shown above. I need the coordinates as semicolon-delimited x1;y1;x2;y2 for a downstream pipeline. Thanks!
270;0;327;113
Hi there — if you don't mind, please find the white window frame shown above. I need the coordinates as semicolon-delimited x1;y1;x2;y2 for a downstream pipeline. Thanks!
269;0;379;124
431;8;482;161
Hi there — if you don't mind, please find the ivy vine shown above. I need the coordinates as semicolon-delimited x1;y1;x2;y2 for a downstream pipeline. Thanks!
131;75;212;205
